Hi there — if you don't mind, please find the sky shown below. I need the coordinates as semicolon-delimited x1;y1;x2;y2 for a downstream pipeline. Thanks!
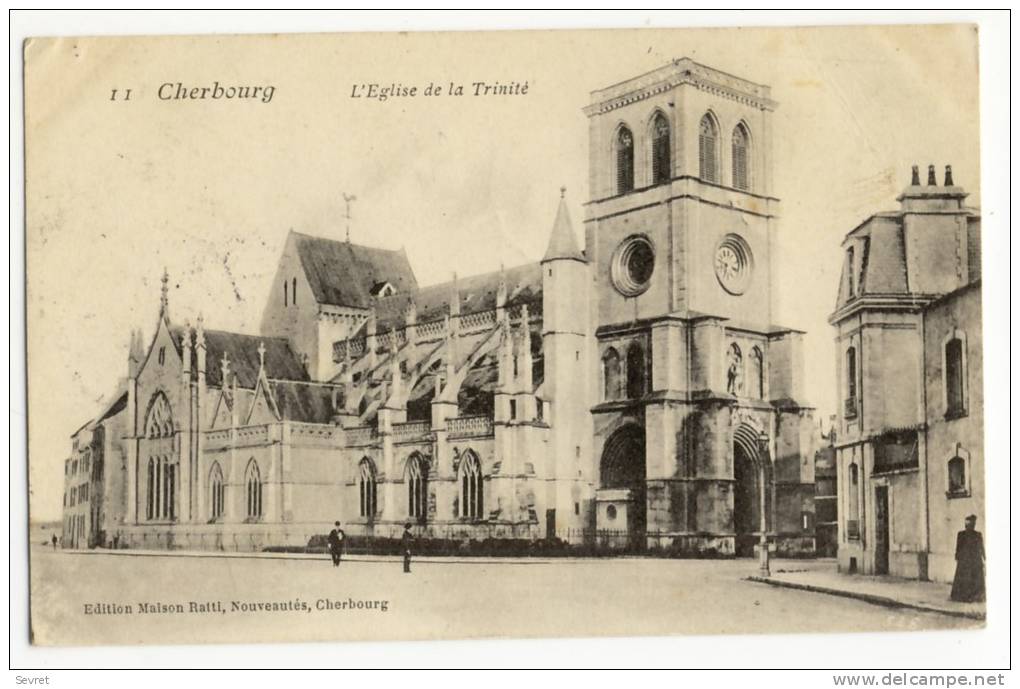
25;24;980;521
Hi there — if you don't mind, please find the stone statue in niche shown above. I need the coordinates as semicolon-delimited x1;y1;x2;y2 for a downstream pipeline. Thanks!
726;343;743;395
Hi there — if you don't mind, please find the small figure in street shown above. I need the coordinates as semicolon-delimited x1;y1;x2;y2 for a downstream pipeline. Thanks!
950;514;985;603
51;534;57;550
401;522;413;573
327;521;345;568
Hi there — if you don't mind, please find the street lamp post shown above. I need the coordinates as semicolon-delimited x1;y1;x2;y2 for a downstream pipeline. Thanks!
758;433;770;577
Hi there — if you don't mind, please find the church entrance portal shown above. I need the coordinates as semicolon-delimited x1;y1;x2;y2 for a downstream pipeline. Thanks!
597;425;646;546
733;423;772;557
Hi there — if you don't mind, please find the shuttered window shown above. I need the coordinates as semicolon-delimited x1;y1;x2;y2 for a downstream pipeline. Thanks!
732;123;750;190
698;114;719;183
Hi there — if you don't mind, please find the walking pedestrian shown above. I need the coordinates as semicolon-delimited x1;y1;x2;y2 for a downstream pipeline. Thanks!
401;522;413;573
327;521;345;567
950;515;985;602
51;534;57;551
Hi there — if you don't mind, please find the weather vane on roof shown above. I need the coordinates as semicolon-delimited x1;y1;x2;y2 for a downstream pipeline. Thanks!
342;192;357;242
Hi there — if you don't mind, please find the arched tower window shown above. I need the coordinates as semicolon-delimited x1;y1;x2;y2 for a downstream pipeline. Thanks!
209;462;224;520
732;123;750;190
292;277;297;305
750;346;764;399
602;347;622;401
406;453;428;522
458;451;484;521
359;458;378;520
626;343;646;399
245;459;262;520
615;127;634;194
698;114;720;183
283;280;288;307
651;112;671;185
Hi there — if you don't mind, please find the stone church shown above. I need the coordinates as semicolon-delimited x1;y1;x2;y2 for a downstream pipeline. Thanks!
62;58;816;556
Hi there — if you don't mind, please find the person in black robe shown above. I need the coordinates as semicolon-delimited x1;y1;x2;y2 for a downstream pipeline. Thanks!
400;523;414;573
327;521;344;568
950;515;985;602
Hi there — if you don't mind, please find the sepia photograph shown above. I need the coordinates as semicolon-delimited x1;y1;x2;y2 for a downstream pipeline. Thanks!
11;10;1011;674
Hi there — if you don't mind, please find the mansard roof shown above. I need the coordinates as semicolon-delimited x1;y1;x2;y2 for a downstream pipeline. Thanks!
291;231;418;309
835;210;981;307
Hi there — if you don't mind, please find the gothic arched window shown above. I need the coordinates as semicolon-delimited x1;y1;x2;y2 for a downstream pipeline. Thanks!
750;346;764;399
209;462;224;520
651;113;671;185
602;347;622;401
458;451;484;521
245;459;262;520
615;127;635;194
359;458;378;520
406;453;428;522
145;392;174;439
732;123;750;190
698;114;720;183
626;343;646;399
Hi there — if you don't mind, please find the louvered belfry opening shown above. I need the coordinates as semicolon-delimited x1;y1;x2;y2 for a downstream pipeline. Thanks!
698;114;719;183
616;127;634;194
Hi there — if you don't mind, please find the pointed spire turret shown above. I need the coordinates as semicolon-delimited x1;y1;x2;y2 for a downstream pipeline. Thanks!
542;187;585;263
159;268;170;318
257;341;266;370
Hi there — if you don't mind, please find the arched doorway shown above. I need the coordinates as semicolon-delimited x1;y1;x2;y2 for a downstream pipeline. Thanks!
597;425;646;543
733;423;772;557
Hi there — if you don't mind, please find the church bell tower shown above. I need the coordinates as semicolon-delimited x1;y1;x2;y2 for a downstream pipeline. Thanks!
582;59;814;557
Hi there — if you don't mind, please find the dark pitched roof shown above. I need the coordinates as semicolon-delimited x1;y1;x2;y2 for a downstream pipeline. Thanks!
269;380;342;423
98;392;128;422
180;329;308;388
374;262;543;331
292;232;418;309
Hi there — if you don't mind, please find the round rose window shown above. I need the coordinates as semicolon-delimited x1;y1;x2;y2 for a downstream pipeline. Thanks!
714;233;754;295
612;235;655;297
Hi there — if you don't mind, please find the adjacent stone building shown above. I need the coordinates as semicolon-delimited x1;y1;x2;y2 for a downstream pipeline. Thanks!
829;165;983;582
62;390;127;549
62;58;817;556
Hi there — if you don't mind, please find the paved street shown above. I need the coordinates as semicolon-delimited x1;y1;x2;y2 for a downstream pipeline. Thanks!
29;546;979;646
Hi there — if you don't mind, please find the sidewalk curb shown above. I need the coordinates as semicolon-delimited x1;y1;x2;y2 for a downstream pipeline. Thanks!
56;548;580;566
745;576;985;621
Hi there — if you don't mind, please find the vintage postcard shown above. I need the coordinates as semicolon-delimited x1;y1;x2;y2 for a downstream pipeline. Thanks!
25;24;987;647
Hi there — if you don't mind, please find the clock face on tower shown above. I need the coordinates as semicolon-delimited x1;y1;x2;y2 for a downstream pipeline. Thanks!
714;234;753;295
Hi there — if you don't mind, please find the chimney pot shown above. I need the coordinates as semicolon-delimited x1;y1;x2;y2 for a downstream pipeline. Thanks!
927;164;937;186
944;164;954;187
911;165;920;186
